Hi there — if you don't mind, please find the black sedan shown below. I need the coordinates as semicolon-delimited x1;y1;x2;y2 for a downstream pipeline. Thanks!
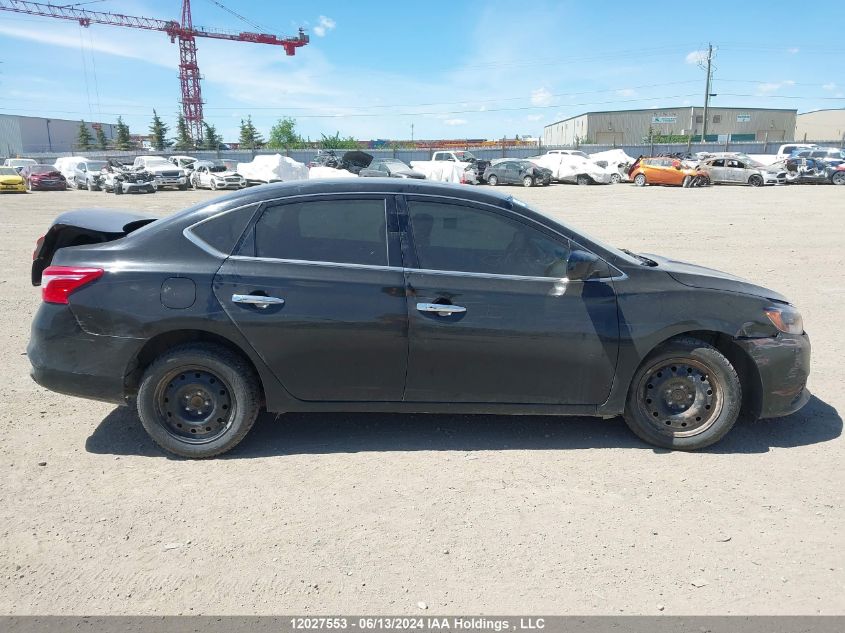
359;158;425;179
28;179;810;458
484;160;552;187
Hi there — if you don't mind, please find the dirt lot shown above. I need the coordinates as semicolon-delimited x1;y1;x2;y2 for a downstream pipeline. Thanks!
0;183;842;615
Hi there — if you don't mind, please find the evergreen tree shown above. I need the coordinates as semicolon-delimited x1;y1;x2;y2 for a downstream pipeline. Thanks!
95;125;109;150
173;113;193;151
76;121;94;151
202;121;222;150
268;117;303;150
238;116;263;150
149;109;169;151
115;116;132;150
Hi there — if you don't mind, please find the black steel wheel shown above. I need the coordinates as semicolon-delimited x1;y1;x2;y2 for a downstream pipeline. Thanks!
137;343;261;458
624;336;741;450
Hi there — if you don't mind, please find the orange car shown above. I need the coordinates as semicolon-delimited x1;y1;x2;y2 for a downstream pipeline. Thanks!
629;157;709;187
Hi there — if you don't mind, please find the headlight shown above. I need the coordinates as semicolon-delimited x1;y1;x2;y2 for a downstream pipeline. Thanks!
764;306;803;334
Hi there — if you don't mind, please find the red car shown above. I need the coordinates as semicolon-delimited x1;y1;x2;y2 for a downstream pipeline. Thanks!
20;164;67;191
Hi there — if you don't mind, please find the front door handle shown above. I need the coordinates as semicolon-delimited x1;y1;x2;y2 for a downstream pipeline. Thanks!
232;293;285;309
416;302;466;316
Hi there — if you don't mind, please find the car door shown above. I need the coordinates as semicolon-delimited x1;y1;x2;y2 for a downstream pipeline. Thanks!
726;159;745;183
707;159;727;183
499;162;515;184
213;194;408;402
400;197;619;405
643;159;665;184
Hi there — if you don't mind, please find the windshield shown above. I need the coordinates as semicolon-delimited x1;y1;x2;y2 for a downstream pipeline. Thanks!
86;161;107;171
210;165;228;173
454;151;476;161
0;167;18;175
382;160;407;169
29;165;56;174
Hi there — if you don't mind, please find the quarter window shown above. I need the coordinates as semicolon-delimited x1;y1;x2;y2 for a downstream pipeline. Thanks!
254;199;387;266
408;201;571;278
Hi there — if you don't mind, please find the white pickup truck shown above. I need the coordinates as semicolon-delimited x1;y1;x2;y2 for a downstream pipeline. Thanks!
410;150;491;184
133;156;188;190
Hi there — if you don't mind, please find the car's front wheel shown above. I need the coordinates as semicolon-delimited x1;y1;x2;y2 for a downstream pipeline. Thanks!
522;175;534;187
137;343;261;458
610;173;622;184
487;174;498;186
576;174;591;186
831;171;845;185
623;336;741;450
748;174;764;187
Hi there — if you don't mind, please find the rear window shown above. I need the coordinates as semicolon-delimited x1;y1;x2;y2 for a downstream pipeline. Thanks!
252;199;388;266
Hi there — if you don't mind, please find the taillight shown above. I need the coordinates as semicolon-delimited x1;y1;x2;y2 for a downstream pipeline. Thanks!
41;266;104;304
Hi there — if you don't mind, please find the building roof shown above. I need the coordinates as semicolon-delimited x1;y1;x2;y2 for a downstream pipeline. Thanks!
545;106;798;128
797;108;845;116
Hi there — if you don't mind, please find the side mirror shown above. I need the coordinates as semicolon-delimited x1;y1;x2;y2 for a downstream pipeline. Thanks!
566;250;601;281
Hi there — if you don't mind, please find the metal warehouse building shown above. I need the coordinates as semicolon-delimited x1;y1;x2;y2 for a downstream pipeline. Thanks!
543;107;797;146
795;109;845;143
0;114;116;156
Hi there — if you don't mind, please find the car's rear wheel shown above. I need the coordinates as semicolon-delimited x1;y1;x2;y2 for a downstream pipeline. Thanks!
210;180;217;191
748;174;764;187
610;173;622;184
137;343;261;458
634;173;646;186
831;171;845;185
486;174;498;186
576;174;591;186
623;336;741;450
522;175;534;187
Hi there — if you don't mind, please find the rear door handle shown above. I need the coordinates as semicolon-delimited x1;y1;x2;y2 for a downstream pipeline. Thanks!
232;294;285;309
416;302;466;316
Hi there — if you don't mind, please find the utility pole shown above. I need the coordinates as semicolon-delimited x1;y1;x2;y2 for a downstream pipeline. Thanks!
410;123;414;147
701;43;714;143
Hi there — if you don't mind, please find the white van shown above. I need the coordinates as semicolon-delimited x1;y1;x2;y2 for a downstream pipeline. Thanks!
3;158;37;172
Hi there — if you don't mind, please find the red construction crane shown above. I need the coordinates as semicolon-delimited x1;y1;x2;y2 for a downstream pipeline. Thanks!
0;0;309;142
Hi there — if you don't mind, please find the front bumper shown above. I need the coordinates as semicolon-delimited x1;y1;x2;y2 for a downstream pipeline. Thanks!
736;332;811;418
31;179;67;190
154;175;187;187
120;181;156;193
28;303;142;405
1;183;26;192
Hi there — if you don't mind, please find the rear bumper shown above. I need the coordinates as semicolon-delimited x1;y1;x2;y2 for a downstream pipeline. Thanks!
27;303;142;405
736;332;811;418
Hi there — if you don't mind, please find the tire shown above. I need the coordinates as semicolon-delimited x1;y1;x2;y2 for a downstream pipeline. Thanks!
114;182;123;195
623;336;741;451
831;171;845;186
748;174;764;187
610;173;622;184
634;173;646;187
487;174;498;186
26;179;32;192
87;180;96;192
137;343;261;458
522;175;534;187
576;174;591;186
179;183;188;191
210;180;217;191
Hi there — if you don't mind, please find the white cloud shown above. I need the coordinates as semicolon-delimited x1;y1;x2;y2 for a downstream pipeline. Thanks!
530;88;552;106
616;88;636;97
312;16;336;37
443;118;467;126
787;47;800;54
526;114;543;121
822;82;837;91
757;80;794;94
685;50;707;65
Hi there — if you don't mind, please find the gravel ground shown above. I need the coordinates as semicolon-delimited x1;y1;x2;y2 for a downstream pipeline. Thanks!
0;182;842;615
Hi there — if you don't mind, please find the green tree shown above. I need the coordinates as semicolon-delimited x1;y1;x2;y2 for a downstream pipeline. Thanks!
149;109;169;151
267;117;303;150
238;116;263;150
202;121;222;150
95;125;109;150
114;116;132;150
319;131;358;150
76;120;94;151
173;113;193;151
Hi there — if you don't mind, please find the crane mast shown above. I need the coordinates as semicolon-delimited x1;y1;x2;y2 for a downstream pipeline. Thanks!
0;0;309;143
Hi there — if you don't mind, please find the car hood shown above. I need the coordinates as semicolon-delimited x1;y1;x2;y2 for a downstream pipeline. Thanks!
642;253;787;302
208;170;241;178
1;175;23;184
31;171;62;178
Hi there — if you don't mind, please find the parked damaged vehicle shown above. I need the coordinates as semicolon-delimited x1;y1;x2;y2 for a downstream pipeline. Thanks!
629;157;710;187
98;161;157;195
359;158;425;179
70;159;108;191
780;157;842;185
28;180;810;458
700;156;786;186
191;160;247;190
20;164;67;191
483;160;552;187
132;156;188;190
0;166;27;193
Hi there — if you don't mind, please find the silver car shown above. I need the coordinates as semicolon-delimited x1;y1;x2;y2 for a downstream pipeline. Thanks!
700;156;785;187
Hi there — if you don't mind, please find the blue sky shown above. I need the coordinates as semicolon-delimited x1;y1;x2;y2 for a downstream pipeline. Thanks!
0;0;842;142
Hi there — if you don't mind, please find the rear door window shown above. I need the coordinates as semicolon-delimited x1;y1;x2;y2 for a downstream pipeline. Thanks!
251;199;388;266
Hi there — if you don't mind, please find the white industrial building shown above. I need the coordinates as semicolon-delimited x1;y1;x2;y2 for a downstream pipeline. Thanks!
0;114;116;157
543;106;797;146
795;109;845;143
